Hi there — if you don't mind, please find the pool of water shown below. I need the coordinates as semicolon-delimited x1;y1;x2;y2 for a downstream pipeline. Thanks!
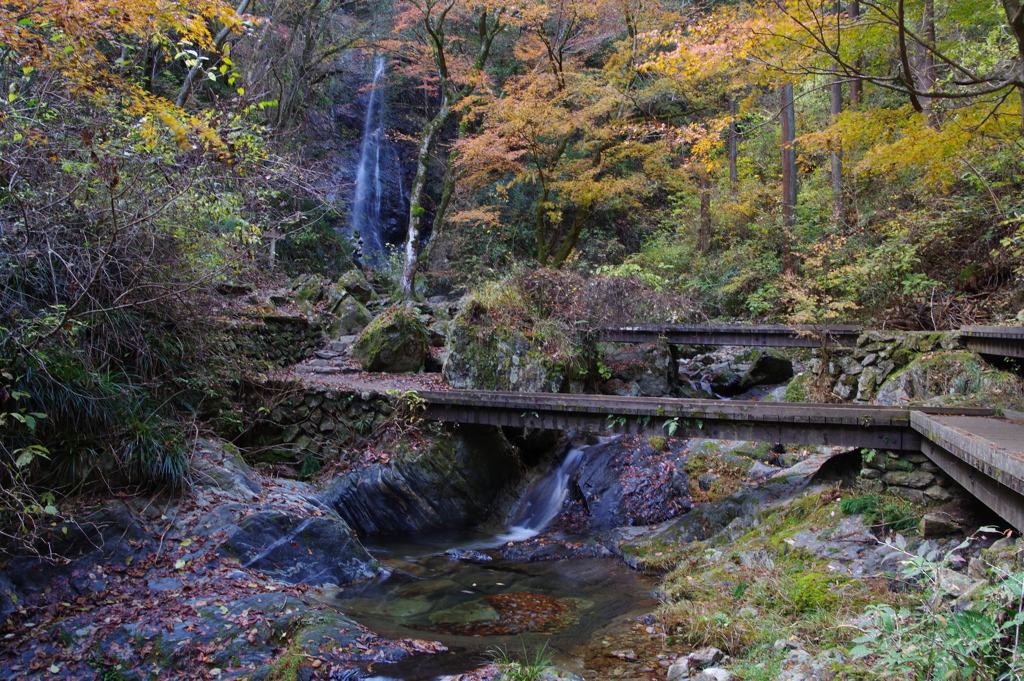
327;532;659;680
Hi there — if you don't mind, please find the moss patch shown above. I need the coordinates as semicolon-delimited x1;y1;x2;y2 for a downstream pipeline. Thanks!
352;304;430;373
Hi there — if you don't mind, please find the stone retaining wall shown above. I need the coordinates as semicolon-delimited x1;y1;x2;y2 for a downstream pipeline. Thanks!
811;330;963;402
858;449;961;505
241;383;395;464
220;315;323;367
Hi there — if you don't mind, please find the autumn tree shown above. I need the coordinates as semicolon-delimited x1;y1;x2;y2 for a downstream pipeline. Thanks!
384;0;509;299
452;0;677;268
0;0;326;527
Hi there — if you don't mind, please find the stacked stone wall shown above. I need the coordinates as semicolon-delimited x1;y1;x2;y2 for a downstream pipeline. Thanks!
220;315;323;367
240;383;395;463
810;330;963;402
858;449;961;505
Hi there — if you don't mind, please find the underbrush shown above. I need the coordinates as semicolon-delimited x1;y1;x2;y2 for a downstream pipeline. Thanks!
650;482;1024;680
653;489;902;667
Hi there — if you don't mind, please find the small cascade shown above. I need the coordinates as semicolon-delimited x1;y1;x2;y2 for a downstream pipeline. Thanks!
497;439;606;542
351;56;388;262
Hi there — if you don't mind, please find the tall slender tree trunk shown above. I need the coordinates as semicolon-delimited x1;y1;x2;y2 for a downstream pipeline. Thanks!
780;82;797;273
728;94;739;196
919;0;938;126
699;170;713;252
400;102;451;299
1002;0;1024;127
849;0;863;109
830;77;844;226
550;203;591;267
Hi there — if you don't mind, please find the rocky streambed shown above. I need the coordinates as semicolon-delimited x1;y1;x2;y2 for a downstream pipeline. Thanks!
6;280;1024;681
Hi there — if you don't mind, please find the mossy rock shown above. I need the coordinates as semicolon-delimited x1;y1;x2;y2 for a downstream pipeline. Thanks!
337;269;377;304
327;294;372;338
875;350;1023;408
351;304;429;373
443;300;576;392
293;275;329;315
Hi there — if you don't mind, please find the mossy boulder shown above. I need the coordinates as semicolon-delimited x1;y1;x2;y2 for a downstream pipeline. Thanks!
327;293;372;338
443;298;582;393
874;350;1022;408
337;269;377;304
351;304;430;373
292;274;330;315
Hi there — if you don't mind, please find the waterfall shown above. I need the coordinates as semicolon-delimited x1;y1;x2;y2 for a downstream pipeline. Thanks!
496;439;607;542
351;56;387;262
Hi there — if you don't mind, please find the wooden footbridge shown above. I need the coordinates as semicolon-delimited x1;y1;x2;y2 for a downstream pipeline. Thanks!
415;390;1024;532
601;323;1024;357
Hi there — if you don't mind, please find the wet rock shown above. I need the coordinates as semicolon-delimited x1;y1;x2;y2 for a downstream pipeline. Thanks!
352;304;430;372
598;342;677;397
429;600;500;625
213;503;378;586
322;425;519;535
566;436;691;533
689;647;724;668
610;649;638;661
444;549;493;563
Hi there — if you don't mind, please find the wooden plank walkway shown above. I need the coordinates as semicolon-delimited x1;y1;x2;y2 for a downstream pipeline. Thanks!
961;326;1024;359
601;324;861;347
911;412;1024;531
418;390;992;450
416;389;1024;530
602;323;1024;356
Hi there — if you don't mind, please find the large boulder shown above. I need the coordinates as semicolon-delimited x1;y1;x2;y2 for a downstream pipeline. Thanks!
352;304;430;372
328;292;373;337
192;440;381;586
598;342;677;397
443;298;582;392
321;425;519;535
708;349;793;397
209;501;379;586
565;436;692;533
337;269;378;304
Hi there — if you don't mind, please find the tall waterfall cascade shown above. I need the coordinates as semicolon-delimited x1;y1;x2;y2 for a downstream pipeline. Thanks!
350;56;388;262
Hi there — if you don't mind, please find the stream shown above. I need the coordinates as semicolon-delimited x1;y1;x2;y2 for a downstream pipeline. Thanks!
326;439;659;680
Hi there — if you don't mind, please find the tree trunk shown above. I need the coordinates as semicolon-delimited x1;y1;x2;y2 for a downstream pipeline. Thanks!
728;94;739;195
175;0;251;107
549;203;591;268
699;170;712;252
919;0;938;126
830;78;843;226
1001;0;1024;127
849;1;863;109
399;103;451;300
780;82;797;273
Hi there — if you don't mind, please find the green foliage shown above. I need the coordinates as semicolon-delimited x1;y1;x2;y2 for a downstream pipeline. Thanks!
850;534;1024;680
839;494;919;532
489;640;554;681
